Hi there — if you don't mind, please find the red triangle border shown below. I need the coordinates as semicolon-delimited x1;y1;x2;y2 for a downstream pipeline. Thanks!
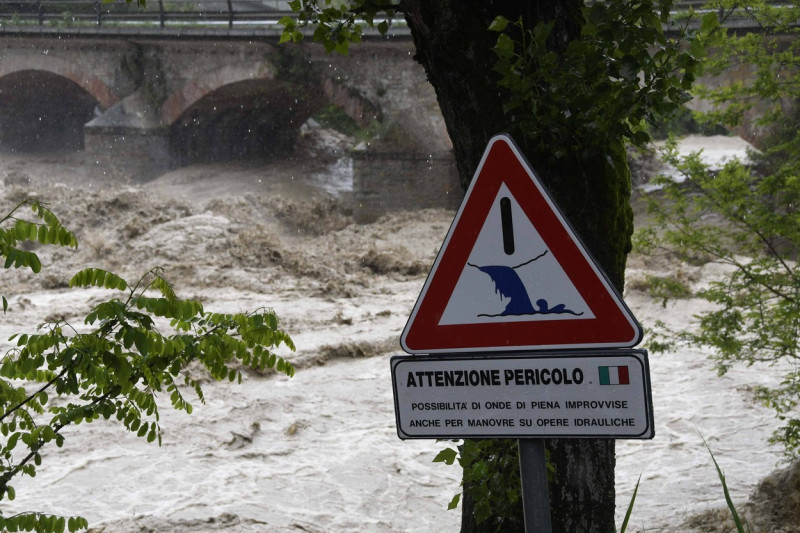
401;134;642;354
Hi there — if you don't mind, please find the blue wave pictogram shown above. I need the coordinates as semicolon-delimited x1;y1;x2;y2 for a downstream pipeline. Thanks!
468;251;583;318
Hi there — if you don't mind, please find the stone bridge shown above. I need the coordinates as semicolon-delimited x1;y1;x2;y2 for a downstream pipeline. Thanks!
0;11;786;218
0;30;461;218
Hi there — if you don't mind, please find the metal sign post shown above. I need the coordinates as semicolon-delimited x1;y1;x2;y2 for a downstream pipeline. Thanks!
519;439;552;533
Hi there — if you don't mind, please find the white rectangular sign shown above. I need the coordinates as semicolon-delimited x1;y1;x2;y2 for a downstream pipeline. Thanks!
391;350;654;439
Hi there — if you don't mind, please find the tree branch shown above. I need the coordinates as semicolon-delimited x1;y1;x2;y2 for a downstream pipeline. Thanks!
0;390;114;494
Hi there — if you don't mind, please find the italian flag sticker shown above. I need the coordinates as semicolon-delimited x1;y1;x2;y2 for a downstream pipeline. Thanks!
599;365;629;385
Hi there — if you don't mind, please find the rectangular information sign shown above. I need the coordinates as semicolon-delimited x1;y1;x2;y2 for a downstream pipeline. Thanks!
391;350;654;439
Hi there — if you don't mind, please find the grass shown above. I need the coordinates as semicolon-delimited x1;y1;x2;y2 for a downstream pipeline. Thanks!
617;440;751;533
704;437;751;533
618;474;641;533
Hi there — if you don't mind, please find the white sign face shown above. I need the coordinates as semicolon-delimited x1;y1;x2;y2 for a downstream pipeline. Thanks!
391;351;654;439
439;184;595;326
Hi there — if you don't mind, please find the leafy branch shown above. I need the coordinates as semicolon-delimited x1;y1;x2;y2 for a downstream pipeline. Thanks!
639;127;800;457
488;1;717;163
278;0;399;54
0;200;295;532
0;199;77;313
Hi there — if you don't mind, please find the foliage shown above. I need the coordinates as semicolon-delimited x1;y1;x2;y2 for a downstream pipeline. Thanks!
434;440;525;530
278;0;398;55
0;200;295;532
436;442;645;533
639;1;800;460
488;2;715;161
639;136;800;457
312;103;362;136
116;0;147;8
647;103;728;140
0;200;77;297
694;1;800;133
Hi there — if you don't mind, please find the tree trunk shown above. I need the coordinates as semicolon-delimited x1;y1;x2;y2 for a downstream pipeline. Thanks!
401;1;632;532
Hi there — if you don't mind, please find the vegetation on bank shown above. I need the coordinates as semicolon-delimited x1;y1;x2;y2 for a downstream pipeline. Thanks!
639;0;800;462
0;199;295;532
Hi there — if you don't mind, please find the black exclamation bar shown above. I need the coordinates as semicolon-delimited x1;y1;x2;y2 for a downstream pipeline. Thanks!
500;197;515;255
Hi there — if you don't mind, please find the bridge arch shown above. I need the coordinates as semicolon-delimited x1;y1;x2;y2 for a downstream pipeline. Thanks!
0;70;98;152
0;49;118;110
160;60;278;125
168;75;326;166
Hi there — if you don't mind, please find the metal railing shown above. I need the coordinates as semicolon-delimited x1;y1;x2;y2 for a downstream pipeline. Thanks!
0;0;292;29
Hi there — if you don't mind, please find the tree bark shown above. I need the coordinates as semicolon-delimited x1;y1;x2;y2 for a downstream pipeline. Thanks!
400;1;632;532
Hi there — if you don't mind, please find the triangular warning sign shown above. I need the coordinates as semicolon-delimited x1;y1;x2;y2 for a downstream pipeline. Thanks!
400;134;642;354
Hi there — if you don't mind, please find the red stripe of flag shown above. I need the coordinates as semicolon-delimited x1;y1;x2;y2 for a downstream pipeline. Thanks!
618;365;629;385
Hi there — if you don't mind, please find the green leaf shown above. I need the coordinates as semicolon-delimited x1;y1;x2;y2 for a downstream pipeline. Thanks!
4;248;42;273
494;33;514;57
13;220;32;241
278;31;293;45
151;275;176;301
69;268;127;291
489;16;508;33
447;493;461;510
37;225;48;244
700;12;719;33
433;447;458;465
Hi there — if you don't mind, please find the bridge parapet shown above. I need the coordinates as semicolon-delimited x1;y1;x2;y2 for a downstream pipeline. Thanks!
0;0;410;40
0;29;453;215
